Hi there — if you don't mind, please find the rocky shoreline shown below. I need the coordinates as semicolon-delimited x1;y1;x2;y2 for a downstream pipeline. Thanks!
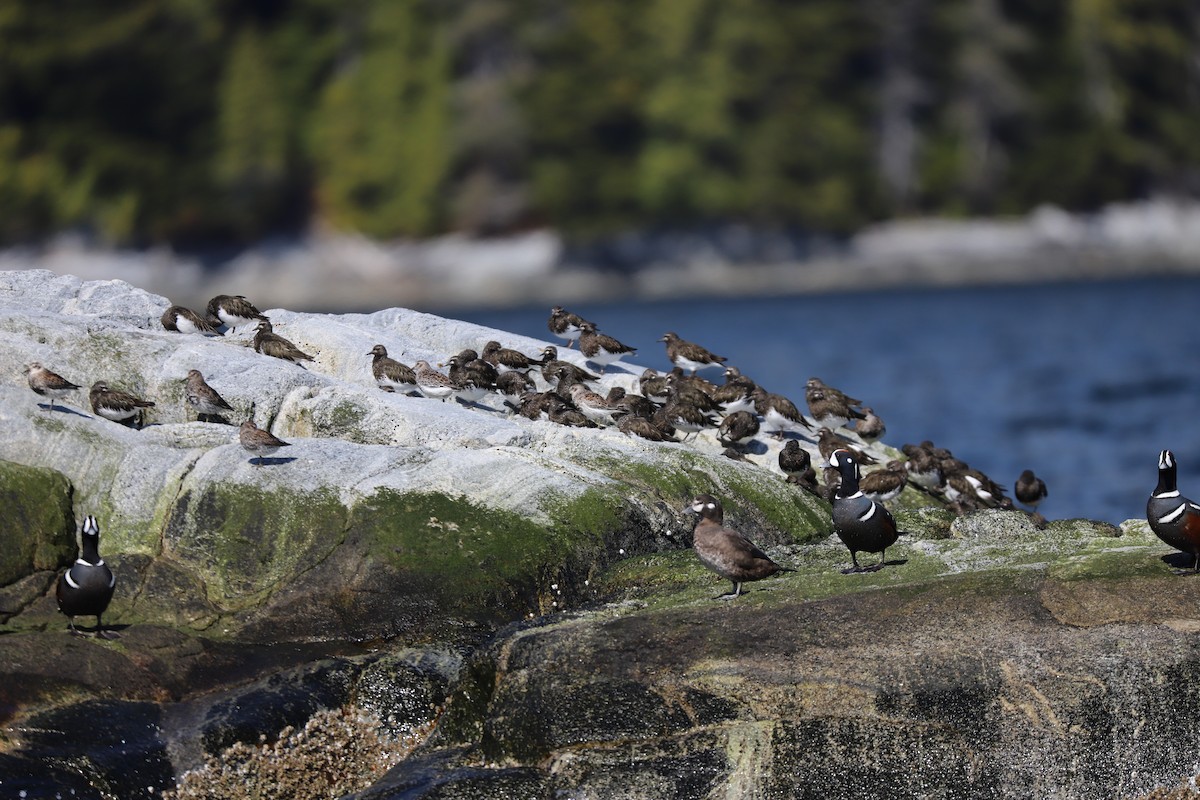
1;270;1199;799
4;198;1200;314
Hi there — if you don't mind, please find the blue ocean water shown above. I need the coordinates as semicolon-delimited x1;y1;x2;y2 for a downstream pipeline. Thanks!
456;276;1200;524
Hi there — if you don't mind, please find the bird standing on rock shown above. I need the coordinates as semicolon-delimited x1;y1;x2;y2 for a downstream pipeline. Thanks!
547;306;591;349
817;428;877;466
1014;469;1048;512
687;493;795;598
162;305;222;336
806;386;866;431
185;369;235;423
368;345;418;394
481;340;544;373
90;381;155;427
830;448;901;574
751;386;812;439
239;420;292;466
412;360;458;401
856;407;886;441
859;460;908;504
206;295;267;333
254;321;315;364
24;362;81;412
717;410;759;449
577;322;636;373
659;332;726;375
56;515;117;638
1147;450;1200;573
778;440;819;493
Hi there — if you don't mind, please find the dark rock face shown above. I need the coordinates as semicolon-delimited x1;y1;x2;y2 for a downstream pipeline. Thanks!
365;565;1200;799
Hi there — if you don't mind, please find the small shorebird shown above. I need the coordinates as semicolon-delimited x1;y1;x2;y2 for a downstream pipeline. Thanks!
89;381;155;427
161;305;221;336
368;345;418;394
239;420;292;466
253;321;315;365
206;294;267;333
24;362;82;412
184;369;235;423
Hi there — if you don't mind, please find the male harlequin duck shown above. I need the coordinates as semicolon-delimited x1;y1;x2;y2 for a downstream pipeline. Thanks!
1147;450;1200;573
56;515;118;638
687;494;795;598
830;448;901;574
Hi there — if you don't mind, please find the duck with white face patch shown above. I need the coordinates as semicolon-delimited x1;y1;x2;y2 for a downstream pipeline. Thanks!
56;515;118;639
829;448;901;574
1147;449;1200;573
686;493;795;599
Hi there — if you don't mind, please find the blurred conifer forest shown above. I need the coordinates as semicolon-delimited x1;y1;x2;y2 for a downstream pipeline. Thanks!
0;0;1196;246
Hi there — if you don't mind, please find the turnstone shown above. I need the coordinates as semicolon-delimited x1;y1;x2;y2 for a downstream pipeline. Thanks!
659;332;727;375
56;515;117;638
253;321;315;364
829;448;901;573
778;440;819;493
617;413;678;442
806;387;866;431
722;447;754;463
900;442;943;492
514;390;557;420
606;386;656;420
412;360;458;401
711;367;758;416
184;369;235;423
687;493;794;598
24;362;82;412
578;322;636;373
717;410;760;449
368;345;419;394
751;386;813;439
442;354;496;404
239;420;291;466
568;383;622;426
806;377;863;409
546;397;597;428
547;306;591;349
665;372;720;414
940;458;1009;509
481;340;544;374
817;427;877;466
495;370;534;405
1014;469;1048;511
206;294;267;333
638;368;670;401
1147;450;1200;572
655;397;715;442
856;407;886;441
162;305;222;336
539;345;599;386
859;460;908;504
89;381;155;427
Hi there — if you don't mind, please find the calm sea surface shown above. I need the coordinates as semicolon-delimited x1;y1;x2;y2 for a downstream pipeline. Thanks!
456;275;1200;524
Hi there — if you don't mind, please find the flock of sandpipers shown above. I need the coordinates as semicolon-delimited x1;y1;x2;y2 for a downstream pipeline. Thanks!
16;295;1198;634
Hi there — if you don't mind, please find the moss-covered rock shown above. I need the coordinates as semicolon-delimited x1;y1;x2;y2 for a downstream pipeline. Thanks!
0;460;75;590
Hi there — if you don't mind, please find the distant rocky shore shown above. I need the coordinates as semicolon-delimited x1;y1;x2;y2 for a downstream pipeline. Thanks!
4;198;1200;313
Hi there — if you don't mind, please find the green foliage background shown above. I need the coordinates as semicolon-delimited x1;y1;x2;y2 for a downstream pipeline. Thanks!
0;0;1196;244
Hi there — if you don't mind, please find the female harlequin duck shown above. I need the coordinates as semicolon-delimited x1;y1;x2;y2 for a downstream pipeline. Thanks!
1147;450;1200;573
56;515;118;638
688;494;794;598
